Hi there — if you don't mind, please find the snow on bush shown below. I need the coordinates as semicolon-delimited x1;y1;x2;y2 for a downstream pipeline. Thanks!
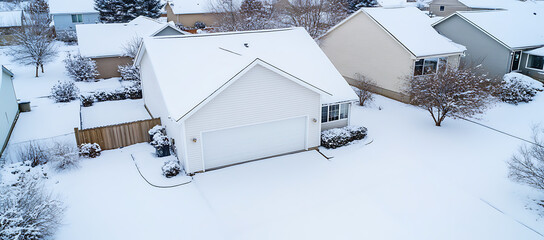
118;64;140;82
151;133;170;148
148;125;165;136
92;85;142;102
321;125;368;149
0;175;65;240
50;80;79;103
500;73;543;104
64;53;99;82
80;94;95;107
162;159;181;178
50;142;79;171
194;21;206;29
17;141;49;167
56;30;78;44
124;82;142;99
79;143;102;158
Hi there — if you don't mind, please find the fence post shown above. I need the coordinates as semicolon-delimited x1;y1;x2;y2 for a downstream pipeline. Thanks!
74;127;80;146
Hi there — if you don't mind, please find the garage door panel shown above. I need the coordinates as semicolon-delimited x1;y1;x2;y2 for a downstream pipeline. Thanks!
202;117;307;170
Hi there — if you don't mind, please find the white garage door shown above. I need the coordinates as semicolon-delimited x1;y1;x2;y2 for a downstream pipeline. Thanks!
202;116;307;170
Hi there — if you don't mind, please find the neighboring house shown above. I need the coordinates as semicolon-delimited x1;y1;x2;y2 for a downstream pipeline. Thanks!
429;0;503;16
49;0;99;33
76;16;187;79
135;27;357;174
0;66;17;157
0;10;23;32
319;7;466;102
0;10;24;44
433;9;544;81
165;0;218;28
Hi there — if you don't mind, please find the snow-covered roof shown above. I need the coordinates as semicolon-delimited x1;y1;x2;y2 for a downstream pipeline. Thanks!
76;16;186;58
137;27;358;121
526;47;544;57
363;7;466;57
49;0;97;14
441;9;544;49
0;10;22;28
0;1;28;11
168;0;213;14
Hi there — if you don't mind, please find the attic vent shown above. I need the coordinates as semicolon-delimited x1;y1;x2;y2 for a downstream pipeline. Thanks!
534;12;537;15
244;43;249;48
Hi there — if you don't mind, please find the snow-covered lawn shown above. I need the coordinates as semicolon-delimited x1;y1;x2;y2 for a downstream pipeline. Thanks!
81;99;151;129
3;94;540;239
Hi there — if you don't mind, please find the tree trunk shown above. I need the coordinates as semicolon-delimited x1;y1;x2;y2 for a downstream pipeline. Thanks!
35;65;39;77
40;64;44;73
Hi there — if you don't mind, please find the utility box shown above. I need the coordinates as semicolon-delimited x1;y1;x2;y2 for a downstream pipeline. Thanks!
18;101;31;112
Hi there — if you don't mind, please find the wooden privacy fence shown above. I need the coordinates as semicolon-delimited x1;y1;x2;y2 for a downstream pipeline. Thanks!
74;118;161;150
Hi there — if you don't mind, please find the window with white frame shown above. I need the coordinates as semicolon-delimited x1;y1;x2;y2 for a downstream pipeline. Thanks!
321;103;350;123
414;57;446;76
71;14;83;23
527;54;544;71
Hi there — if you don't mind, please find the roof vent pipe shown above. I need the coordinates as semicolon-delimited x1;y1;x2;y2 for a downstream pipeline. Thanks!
244;43;249;48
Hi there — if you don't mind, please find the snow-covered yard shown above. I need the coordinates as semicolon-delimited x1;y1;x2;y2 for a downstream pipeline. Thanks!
81;99;151;129
2;42;544;239
5;94;543;239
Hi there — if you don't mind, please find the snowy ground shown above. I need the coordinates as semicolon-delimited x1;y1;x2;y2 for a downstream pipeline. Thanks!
2;43;544;239
3;94;543;239
81;99;151;129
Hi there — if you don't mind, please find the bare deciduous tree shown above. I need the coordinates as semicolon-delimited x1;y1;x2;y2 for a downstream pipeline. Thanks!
282;0;348;38
210;0;280;31
406;67;500;126
352;73;375;106
508;127;544;191
122;36;143;58
9;0;56;77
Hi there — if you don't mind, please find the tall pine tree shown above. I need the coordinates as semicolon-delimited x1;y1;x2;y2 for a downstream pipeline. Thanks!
94;0;163;23
346;0;377;13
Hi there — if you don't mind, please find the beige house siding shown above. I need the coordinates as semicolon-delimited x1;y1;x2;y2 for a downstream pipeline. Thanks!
165;4;218;28
429;0;469;16
183;64;321;173
319;12;414;100
139;52;186;163
93;56;133;79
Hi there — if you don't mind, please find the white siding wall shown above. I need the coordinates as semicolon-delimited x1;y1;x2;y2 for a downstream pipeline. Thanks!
183;65;321;173
139;52;186;166
0;69;17;154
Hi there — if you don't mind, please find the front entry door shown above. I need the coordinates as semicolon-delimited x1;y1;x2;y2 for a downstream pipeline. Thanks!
511;51;522;71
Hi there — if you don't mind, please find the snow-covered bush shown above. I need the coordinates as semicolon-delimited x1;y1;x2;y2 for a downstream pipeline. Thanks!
499;73;543;104
79;143;102;158
148;125;165;137
321;125;368;149
151;133;170;148
50;142;79;171
80;94;95;107
64;53;99;82
56;30;77;44
0;175;65;240
50;80;79;102
162;159;181;178
508;128;544;193
194;21;206;29
17;141;49;167
124;82;142;99
118;64;140;82
352;73;376;106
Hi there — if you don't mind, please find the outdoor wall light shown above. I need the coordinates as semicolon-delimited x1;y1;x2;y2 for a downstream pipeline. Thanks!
192;138;197;143
312;118;317;123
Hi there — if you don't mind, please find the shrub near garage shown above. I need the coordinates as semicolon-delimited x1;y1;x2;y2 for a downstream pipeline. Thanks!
321;125;368;149
162;159;181;178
